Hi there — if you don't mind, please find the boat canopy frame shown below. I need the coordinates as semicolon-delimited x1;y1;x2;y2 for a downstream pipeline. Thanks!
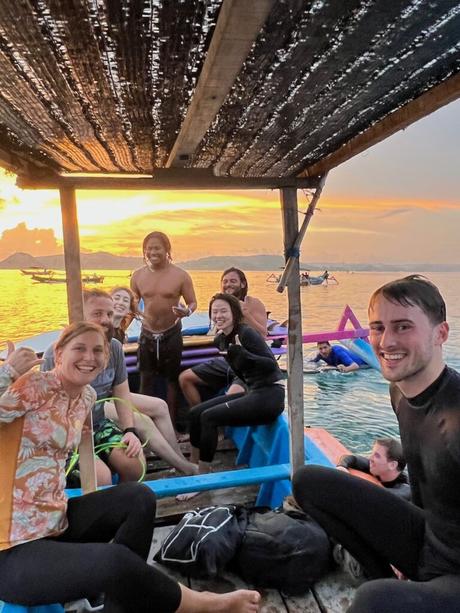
1;0;459;492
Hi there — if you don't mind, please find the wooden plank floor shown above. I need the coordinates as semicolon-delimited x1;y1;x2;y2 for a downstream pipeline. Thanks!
145;439;260;520
145;438;357;611
149;526;357;612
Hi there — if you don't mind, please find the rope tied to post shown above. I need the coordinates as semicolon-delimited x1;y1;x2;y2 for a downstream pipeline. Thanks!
284;246;300;259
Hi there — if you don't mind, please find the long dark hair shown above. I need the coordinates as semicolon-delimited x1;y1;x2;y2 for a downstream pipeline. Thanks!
209;293;243;340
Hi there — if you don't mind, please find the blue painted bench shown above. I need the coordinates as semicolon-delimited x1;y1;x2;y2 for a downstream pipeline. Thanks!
0;604;64;613
66;463;291;500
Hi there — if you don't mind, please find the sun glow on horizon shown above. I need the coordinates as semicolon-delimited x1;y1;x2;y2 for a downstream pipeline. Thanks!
1;161;459;264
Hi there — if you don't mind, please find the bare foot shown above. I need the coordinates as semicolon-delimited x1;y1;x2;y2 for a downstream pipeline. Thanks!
177;586;260;612
205;590;260;612
176;490;202;502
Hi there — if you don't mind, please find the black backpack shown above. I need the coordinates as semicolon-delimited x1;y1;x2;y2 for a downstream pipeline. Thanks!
154;504;248;578
235;508;330;595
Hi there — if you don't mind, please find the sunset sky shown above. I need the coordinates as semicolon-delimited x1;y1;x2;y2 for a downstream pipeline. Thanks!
0;99;458;265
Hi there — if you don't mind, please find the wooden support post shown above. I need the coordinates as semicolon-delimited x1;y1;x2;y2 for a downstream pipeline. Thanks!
280;187;305;475
277;173;327;293
59;187;97;493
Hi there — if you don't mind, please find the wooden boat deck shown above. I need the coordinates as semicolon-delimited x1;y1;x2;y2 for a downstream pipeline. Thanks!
150;525;357;613
145;440;358;612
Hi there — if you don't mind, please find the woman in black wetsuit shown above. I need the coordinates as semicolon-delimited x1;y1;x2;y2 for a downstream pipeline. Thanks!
186;293;285;478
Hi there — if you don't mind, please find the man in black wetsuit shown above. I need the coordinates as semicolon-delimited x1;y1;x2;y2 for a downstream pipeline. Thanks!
337;437;411;500
293;275;460;612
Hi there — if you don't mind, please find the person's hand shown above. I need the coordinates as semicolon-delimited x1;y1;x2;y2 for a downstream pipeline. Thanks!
337;364;347;373
4;341;43;378
240;296;250;317
122;432;142;457
172;302;190;318
390;565;407;580
336;466;349;473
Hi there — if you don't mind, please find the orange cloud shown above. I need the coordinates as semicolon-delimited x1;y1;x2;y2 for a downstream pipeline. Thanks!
0;223;61;258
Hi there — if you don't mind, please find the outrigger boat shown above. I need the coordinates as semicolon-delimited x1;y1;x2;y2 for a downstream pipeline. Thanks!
31;272;66;283
30;272;104;284
0;2;458;610
21;266;54;276
267;270;338;286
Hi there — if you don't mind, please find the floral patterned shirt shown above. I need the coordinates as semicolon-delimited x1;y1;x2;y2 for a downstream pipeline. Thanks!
0;370;95;550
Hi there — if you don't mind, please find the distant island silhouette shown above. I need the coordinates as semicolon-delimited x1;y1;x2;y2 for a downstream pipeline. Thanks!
1;251;459;272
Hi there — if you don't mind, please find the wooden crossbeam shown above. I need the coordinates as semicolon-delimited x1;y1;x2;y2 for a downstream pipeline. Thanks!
301;73;460;177
166;0;275;168
16;168;321;190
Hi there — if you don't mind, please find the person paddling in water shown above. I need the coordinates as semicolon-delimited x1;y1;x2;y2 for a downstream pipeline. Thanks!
131;231;197;431
0;322;260;613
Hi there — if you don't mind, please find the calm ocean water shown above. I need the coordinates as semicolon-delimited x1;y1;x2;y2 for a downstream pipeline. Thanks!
1;269;459;453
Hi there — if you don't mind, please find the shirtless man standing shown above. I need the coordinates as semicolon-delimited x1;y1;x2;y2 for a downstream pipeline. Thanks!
131;231;197;426
179;267;267;407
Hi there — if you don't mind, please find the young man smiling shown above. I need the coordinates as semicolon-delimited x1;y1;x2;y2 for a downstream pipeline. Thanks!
293;275;460;612
131;231;197;428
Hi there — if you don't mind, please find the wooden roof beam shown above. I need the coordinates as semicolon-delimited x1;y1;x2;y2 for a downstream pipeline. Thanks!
301;72;460;177
16;168;321;191
166;0;275;168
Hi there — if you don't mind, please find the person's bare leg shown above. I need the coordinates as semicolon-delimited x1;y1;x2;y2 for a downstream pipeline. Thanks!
96;457;112;486
104;401;197;475
176;584;260;613
226;383;245;395
179;369;205;407
137;417;197;475
108;448;143;482
167;381;178;429
132;393;184;456
176;458;211;502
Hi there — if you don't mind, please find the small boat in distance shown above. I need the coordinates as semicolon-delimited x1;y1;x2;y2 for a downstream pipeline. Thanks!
31;273;66;283
82;273;104;284
267;270;338;286
21;266;54;276
30;272;104;284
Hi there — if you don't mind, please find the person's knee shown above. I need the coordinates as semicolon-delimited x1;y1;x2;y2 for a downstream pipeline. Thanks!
118;482;156;516
109;450;143;481
138;394;169;417
179;369;199;389
293;465;327;496
348;580;403;613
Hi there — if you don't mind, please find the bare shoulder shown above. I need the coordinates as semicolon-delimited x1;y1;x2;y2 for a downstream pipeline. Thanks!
246;295;266;312
171;264;192;281
130;266;147;287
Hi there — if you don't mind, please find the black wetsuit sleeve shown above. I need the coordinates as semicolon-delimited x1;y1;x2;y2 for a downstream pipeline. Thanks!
227;327;279;375
337;454;370;472
389;482;412;501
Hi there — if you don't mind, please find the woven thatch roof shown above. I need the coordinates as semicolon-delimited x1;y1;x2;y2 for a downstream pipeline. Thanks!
0;0;459;189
